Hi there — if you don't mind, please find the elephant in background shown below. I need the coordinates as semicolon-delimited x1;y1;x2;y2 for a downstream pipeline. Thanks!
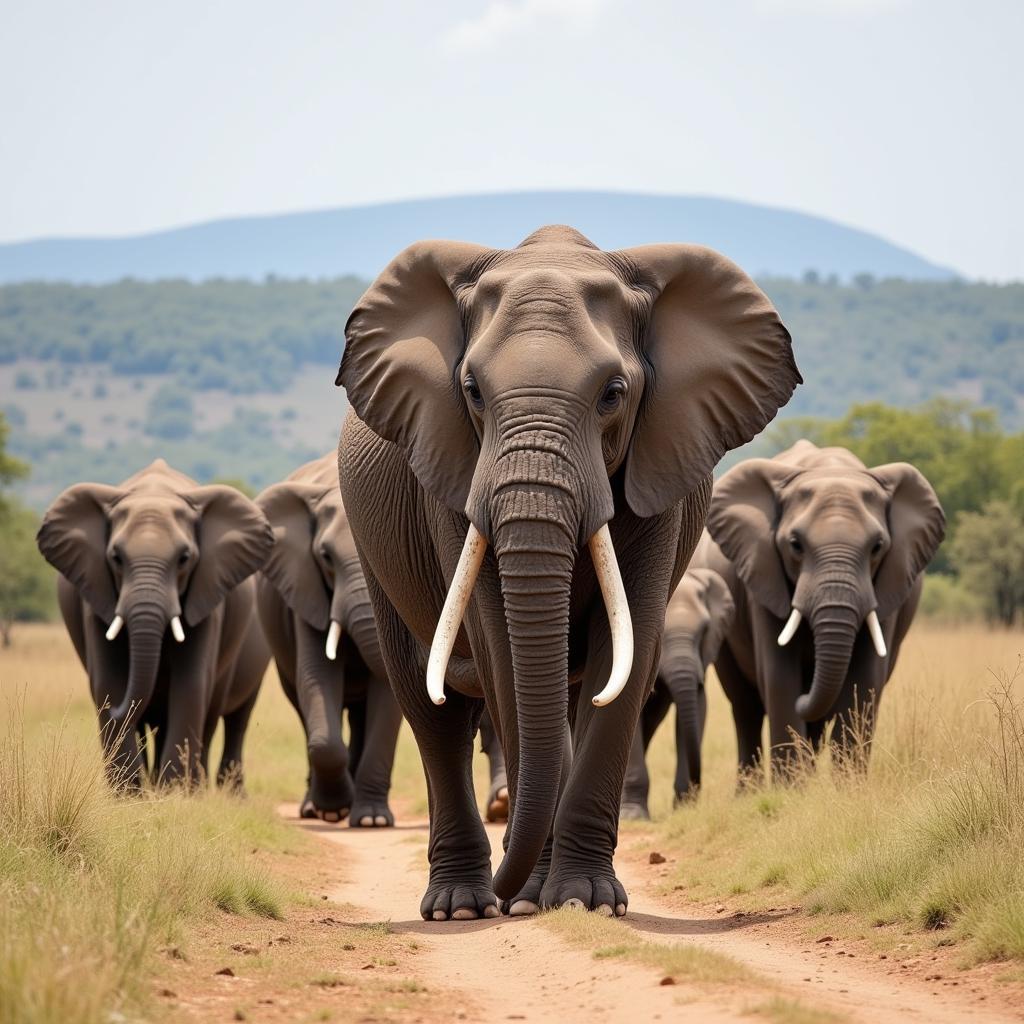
479;708;509;822
700;440;944;778
256;454;403;826
37;459;273;788
337;225;799;920
620;565;734;820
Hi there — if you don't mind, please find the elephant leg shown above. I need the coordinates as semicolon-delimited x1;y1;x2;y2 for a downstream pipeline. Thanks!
544;626;659;916
620;683;670;819
160;619;216;787
218;686;260;792
714;643;764;787
276;660;318;819
364;573;496;921
479;708;509;823
350;677;403;828
672;684;706;803
347;700;367;779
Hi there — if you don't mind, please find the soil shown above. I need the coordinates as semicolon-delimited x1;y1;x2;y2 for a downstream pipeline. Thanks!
157;803;1024;1024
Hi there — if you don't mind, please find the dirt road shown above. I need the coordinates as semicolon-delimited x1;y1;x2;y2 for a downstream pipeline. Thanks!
299;810;1021;1024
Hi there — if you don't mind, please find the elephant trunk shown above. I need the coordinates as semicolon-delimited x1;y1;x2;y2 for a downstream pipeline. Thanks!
295;617;348;781
331;575;385;679
491;515;574;901
795;572;864;722
109;570;172;727
660;637;703;792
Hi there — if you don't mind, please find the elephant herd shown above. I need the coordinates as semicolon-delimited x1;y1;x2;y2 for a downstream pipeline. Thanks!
36;225;944;922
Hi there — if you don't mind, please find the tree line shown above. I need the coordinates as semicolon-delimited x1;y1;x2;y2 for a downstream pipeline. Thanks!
3;274;1023;424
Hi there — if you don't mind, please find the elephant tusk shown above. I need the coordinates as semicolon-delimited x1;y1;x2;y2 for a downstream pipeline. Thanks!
170;616;185;643
426;523;487;706
777;608;802;646
325;619;342;661
105;615;124;641
866;609;887;658
590;524;634;708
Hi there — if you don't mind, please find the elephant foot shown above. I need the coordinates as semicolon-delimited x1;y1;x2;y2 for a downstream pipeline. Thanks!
540;869;627;917
618;800;650;822
299;793;319;819
420;871;500;922
350;798;394;828
485;782;509;823
672;787;699;808
502;867;547;917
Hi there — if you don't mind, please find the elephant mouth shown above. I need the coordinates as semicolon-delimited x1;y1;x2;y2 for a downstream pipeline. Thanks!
424;521;634;709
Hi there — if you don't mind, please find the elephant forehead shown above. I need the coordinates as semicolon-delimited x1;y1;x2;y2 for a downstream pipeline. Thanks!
783;473;888;520
108;495;197;542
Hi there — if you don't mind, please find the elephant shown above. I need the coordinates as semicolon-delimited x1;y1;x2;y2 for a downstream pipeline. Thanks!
620;566;735;820
255;453;403;827
479;708;509;822
37;459;273;789
335;224;799;921
699;440;944;778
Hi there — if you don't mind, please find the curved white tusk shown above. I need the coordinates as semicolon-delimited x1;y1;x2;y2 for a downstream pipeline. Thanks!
325;619;342;661
105;615;124;641
866;609;887;658
170;616;185;643
426;523;487;706
777;608;802;646
590;524;634;708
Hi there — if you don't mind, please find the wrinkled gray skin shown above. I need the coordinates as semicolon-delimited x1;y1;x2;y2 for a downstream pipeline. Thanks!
256;454;403;827
336;226;799;921
620;568;734;819
37;459;273;788
700;441;945;778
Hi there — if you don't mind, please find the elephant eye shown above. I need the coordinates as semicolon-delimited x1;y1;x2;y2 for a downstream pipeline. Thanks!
599;376;627;413
789;535;803;555
110;549;123;567
463;374;484;411
871;538;884;555
178;549;191;566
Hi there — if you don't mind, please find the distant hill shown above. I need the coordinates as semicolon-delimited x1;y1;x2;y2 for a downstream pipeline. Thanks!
0;191;957;284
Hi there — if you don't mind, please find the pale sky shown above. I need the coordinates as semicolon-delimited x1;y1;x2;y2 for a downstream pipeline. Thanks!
2;0;1021;280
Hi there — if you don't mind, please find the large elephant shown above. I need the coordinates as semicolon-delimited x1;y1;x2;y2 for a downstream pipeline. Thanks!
336;225;799;921
700;440;944;777
620;566;735;820
255;453;404;827
37;459;273;788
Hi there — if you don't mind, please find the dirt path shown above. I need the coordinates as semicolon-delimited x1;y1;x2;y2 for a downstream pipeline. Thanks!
295;809;1022;1024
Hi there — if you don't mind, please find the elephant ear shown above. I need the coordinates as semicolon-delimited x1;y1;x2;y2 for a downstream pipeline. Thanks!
692;568;735;666
620;244;801;518
870;463;945;620
705;458;796;619
337;240;496;513
183;486;274;626
256;483;331;631
36;483;125;624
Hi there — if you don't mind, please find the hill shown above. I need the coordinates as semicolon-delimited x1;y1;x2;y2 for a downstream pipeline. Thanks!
0;192;956;284
2;273;1021;508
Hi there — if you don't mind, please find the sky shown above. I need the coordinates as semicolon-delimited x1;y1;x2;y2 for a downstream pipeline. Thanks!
1;0;1021;280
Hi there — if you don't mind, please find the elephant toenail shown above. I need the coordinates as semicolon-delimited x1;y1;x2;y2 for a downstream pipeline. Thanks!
615;903;627;917
509;900;539;917
595;904;614;916
564;898;586;911
374;815;388;826
483;904;500;918
359;815;373;826
451;908;477;920
432;910;448;921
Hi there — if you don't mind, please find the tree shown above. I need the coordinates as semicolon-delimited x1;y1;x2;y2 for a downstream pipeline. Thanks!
949;501;1024;626
0;501;54;645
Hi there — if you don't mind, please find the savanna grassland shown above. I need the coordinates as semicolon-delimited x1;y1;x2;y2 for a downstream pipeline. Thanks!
2;621;1022;1024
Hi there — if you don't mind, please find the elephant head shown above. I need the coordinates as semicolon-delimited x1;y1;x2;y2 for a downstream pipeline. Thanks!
661;567;735;795
707;441;944;723
38;475;272;727
338;226;800;895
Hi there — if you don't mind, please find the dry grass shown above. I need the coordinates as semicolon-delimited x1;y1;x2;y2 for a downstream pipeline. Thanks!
644;625;1024;961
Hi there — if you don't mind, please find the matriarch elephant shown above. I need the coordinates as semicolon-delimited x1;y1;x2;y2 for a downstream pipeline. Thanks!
256;453;403;827
37;459;273;788
620;565;735;820
700;440;945;777
336;225;800;920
